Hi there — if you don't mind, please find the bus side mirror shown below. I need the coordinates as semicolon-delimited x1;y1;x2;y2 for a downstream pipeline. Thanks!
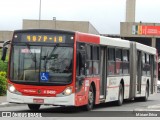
1;47;8;61
1;40;11;61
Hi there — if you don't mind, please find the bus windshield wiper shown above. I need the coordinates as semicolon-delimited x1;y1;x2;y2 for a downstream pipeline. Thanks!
25;43;37;72
25;43;36;62
43;43;59;72
47;43;59;59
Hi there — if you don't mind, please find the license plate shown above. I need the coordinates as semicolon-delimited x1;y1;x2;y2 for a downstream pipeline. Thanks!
33;98;44;104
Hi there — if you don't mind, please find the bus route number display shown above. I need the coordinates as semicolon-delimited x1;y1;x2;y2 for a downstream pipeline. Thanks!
23;34;65;43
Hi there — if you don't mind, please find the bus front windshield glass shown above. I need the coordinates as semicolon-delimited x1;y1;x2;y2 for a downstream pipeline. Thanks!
10;45;73;84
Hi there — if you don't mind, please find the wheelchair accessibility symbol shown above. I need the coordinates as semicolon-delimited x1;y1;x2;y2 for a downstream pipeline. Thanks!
40;72;49;81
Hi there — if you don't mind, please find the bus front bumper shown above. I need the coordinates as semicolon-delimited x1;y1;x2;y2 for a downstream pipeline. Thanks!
7;91;75;106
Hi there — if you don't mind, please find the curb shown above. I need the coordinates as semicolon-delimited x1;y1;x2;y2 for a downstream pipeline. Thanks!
147;104;160;109
133;108;160;111
134;104;160;111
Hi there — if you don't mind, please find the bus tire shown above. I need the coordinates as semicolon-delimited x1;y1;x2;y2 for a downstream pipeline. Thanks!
28;104;41;111
141;84;149;101
116;84;124;106
83;85;95;111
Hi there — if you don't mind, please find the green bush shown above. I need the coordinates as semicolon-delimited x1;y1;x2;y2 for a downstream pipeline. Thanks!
0;49;8;95
0;72;7;96
0;49;8;72
0;71;6;78
0;60;8;72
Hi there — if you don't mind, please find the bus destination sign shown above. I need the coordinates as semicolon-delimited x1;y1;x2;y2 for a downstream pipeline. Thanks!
20;34;66;43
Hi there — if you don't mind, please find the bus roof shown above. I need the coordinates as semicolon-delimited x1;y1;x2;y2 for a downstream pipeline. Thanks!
100;36;130;48
13;29;75;35
136;42;157;55
12;29;157;55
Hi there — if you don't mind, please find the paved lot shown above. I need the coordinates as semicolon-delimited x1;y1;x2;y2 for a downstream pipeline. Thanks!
0;96;6;103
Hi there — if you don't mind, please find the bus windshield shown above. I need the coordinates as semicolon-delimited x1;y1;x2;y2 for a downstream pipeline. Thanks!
10;44;73;84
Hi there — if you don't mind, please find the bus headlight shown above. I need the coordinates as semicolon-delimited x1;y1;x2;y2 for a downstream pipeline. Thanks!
9;85;15;92
64;87;72;96
56;87;72;97
8;84;21;95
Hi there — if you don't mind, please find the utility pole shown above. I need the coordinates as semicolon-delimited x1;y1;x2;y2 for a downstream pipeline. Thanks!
39;0;41;28
53;17;56;29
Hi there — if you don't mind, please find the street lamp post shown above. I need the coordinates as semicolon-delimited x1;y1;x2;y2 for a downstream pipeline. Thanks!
39;0;42;28
53;17;56;29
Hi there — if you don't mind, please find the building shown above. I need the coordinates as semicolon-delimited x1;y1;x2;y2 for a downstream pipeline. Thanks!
23;19;99;35
0;19;99;47
120;22;160;53
0;31;13;47
121;0;160;53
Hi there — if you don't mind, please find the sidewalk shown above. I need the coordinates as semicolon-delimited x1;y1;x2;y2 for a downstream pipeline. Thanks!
0;96;6;103
0;95;160;111
134;105;160;111
0;96;24;107
0;96;9;107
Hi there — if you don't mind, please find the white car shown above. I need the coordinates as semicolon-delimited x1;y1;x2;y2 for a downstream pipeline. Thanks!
157;80;160;92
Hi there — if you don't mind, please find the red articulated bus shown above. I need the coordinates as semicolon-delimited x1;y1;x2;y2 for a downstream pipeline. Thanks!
1;29;158;111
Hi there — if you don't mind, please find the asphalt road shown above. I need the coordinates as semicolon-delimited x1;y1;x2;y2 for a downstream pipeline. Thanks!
0;93;160;118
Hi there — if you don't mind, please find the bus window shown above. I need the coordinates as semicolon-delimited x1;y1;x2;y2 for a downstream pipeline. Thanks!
92;46;99;75
86;45;100;75
146;54;151;76
76;43;85;76
115;48;122;75
108;48;115;75
142;53;147;76
122;50;129;74
86;45;92;75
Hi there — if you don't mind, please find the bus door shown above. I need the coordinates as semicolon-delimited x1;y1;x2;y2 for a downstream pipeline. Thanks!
100;47;107;100
137;51;142;94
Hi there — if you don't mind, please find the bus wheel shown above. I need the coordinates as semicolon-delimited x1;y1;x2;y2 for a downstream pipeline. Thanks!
141;84;149;101
28;104;41;111
116;84;124;106
84;85;95;111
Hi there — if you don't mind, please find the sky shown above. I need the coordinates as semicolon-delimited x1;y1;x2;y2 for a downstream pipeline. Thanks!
0;0;160;34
